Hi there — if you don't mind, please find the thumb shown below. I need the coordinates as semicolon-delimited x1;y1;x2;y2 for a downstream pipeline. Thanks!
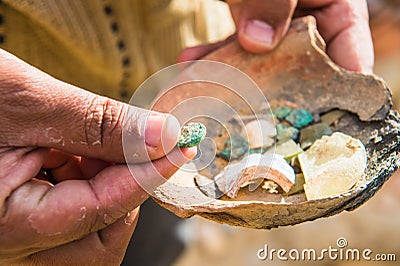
0;49;180;163
227;0;298;53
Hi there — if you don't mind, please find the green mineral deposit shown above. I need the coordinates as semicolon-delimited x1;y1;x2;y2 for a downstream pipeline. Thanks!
299;122;333;149
285;109;313;128
276;123;299;142
272;106;292;119
178;122;207;148
219;135;248;161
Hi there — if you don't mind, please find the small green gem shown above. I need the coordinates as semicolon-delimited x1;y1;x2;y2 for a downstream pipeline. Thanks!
286;109;313;128
219;149;232;161
178;122;207;148
219;135;248;161
273;106;292;119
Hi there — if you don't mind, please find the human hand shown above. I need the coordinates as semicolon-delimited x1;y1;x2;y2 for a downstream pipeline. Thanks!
179;0;373;73
0;49;197;265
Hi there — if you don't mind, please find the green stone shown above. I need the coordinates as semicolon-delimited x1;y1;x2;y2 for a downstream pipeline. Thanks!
273;106;292;119
219;135;248;161
249;147;266;154
286;109;313;128
299;122;333;149
178;122;207;148
276;123;299;142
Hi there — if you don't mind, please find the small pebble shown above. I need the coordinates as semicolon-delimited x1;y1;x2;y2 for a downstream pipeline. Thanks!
286;109;313;128
219;135;248;161
276;123;299;142
178;122;207;148
299;122;333;149
321;110;346;125
270;139;303;161
249;147;266;154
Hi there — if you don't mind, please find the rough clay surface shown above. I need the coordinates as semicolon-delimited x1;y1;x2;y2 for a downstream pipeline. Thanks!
152;17;400;229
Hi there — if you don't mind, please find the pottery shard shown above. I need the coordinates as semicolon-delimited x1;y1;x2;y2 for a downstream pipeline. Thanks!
298;132;367;200
203;16;391;122
151;17;399;230
215;153;295;198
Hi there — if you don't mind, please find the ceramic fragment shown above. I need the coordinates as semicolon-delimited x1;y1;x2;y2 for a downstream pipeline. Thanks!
298;132;367;200
194;174;223;199
215;153;295;198
151;17;397;230
286;109;313;128
299;122;333;149
244;119;276;149
178;122;206;148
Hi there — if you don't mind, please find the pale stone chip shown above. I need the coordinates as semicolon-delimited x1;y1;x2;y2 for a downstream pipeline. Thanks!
267;139;303;161
298;132;367;200
261;180;279;194
244;120;276;149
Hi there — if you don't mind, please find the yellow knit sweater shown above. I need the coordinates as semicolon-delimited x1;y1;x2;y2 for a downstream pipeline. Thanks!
0;0;234;101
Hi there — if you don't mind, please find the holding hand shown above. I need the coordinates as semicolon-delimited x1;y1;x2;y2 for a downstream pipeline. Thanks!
0;49;196;265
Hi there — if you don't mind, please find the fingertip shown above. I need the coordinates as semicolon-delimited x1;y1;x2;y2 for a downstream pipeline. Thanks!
327;30;374;74
180;146;198;160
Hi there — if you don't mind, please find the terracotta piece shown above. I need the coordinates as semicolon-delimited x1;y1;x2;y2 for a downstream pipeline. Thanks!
151;16;399;229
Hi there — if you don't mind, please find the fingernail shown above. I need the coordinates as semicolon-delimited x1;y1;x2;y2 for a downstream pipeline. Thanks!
124;208;139;225
145;114;180;148
244;19;274;46
181;146;198;160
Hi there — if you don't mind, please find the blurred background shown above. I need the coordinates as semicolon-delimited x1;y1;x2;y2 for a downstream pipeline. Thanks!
123;0;400;265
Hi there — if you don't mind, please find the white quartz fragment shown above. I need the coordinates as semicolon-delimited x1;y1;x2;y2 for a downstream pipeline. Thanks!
298;132;367;200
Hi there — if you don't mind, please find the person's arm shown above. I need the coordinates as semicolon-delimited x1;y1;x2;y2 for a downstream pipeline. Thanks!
0;48;196;265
